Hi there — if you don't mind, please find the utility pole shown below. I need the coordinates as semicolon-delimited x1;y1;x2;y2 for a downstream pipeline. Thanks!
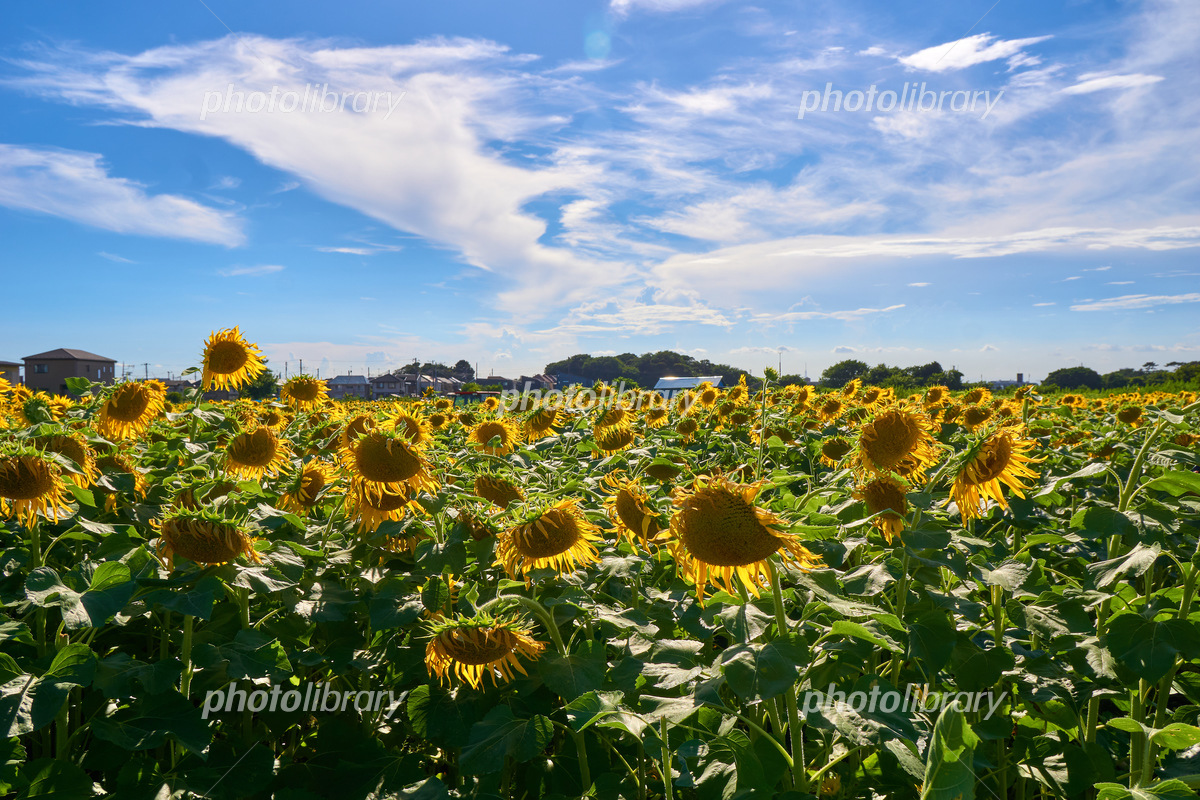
299;359;303;376
143;363;149;380
284;361;288;380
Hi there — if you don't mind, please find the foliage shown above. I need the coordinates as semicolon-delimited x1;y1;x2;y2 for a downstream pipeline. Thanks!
1;349;1199;799
545;350;750;388
240;360;280;400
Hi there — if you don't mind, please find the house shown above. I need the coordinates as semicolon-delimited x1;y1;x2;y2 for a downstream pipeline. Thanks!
0;361;20;384
370;373;405;398
554;372;590;389
653;375;725;399
23;348;117;395
327;374;370;399
516;374;556;392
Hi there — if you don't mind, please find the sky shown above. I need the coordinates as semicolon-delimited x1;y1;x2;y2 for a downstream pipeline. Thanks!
1;0;1197;383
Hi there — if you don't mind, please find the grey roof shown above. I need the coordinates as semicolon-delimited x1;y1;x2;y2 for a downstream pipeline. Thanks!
24;348;116;362
327;374;370;385
0;360;20;367
653;376;724;390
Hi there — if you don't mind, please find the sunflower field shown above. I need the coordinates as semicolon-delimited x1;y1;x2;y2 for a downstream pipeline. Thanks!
2;329;1200;800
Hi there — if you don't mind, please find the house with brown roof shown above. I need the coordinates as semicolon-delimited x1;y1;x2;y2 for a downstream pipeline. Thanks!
0;361;20;384
23;349;117;395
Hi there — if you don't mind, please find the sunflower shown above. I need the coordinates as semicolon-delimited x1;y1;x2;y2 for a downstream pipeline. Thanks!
481;397;501;413
428;411;451;431
173;480;239;510
645;406;671;428
281;461;335;513
200;327;266;392
525;407;560;439
338;413;377;451
853;408;941;481
818;398;844;423
924;386;948;407
951;429;1041;520
854;476;909;544
158;510;261;567
841;378;862;399
424;614;546;689
259;407;291;431
391;410;433;447
1174;433;1199;447
644;460;685;483
224;426;292;480
725;376;750;406
496;499;602;578
0;448;72;526
603;476;666;550
347;429;439;496
962;405;993;431
962;387;991;406
694;382;720;410
474;474;524;508
594;422;637;455
675;417;700;443
434;398;454;412
595;407;633;429
349;479;422;533
468;419;522;456
819;437;853;468
669;476;820;601
35;433;98;487
280;375;329;410
1116;406;1143;427
96;380;167;440
674;390;698;416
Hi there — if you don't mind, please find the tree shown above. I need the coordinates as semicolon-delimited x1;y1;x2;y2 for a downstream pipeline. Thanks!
1042;366;1102;390
453;360;474;380
243;361;280;400
819;359;869;389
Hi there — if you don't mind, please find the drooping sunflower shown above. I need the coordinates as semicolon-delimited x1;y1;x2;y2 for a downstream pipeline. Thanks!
962;405;993;431
524;407;560;439
434;398;454;412
595;406;633;430
349;479;422;533
158;510;261;568
280;461;336;513
391;410;433;447
280;375;329;410
35;433;98;487
854;476;909;544
224;426;292;480
481;396;502;413
594;422;638;455
841;378;862;400
0;447;72;526
468;418;522;456
675;417;700;443
962;387;992;406
96;380;167;440
950;429;1042;520
200;327;266;392
258;407;291;431
669;476;821;601
644;406;671;428
603;476;666;550
819;437;853;468
644;459;685;483
496;499;602;578
818;398;844;423
427;411;451;431
473;473;524;509
853;408;941;481
694;382;720;410
338;412;377;451
347;429;438;496
1116;406;1144;427
924;386;949;408
424;614;546;689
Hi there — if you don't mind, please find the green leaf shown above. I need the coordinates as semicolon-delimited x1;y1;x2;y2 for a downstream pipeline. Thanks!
1095;779;1199;799
907;610;957;672
719;638;805;701
63;376;90;396
537;640;607;700
90;689;212;756
980;560;1032;591
830;620;902;653
1106;615;1200;682
193;629;292;680
1088;543;1162;589
459;706;553;775
716;601;772;641
1153;724;1200;751
17;758;94;798
406;684;476;748
921;704;980;800
1144;471;1200;498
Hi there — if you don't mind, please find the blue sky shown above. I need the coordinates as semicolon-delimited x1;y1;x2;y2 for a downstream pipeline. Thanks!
1;0;1197;382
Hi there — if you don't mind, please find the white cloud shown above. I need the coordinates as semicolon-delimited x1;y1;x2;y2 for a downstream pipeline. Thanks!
1033;302;1056;306
97;251;135;263
898;33;1052;73
754;304;905;323
980;344;999;352
1071;293;1200;311
1106;280;1135;285
610;0;725;16
0;144;243;244
220;264;285;277
1083;265;1112;271
1062;73;1164;95
908;282;930;287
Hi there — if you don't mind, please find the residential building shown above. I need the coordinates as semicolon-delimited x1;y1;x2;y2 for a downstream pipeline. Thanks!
370;373;405;398
0;360;19;384
652;375;725;399
23;348;117;395
327;374;370;399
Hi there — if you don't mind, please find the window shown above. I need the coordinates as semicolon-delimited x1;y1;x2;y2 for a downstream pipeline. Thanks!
86;365;91;373
34;364;48;374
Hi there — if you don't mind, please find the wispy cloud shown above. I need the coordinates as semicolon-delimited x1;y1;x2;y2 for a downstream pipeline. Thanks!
754;304;905;323
0;144;243;244
1071;293;1200;312
898;33;1052;73
97;251;135;263
1033;301;1056;306
908;282;930;287
219;264;285;277
1062;73;1164;95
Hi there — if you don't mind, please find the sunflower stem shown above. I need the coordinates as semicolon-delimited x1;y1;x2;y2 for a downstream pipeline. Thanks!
888;548;911;683
180;614;195;699
660;717;674;800
769;560;806;792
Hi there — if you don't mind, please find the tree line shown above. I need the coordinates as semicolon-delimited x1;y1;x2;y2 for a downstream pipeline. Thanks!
1042;361;1200;390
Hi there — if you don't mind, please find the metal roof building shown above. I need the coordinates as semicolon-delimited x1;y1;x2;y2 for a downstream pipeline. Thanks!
652;375;724;398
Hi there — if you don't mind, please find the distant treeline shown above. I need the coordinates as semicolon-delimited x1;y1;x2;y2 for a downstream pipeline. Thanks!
544;351;758;389
1042;361;1200;390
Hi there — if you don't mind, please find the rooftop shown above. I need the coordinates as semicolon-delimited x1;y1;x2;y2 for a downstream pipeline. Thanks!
653;376;724;390
327;374;370;385
23;348;116;362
